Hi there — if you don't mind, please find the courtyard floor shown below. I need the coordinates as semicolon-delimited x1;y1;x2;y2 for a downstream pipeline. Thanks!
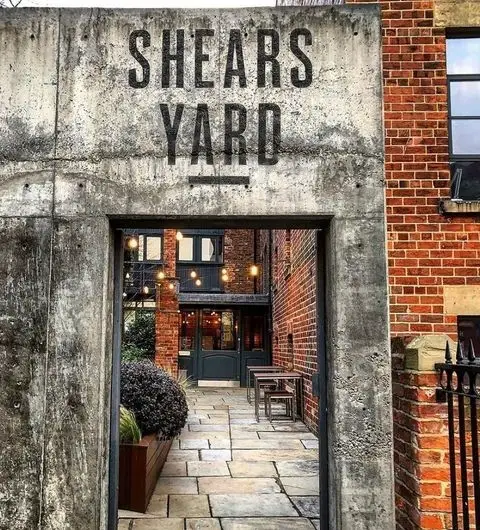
119;387;320;530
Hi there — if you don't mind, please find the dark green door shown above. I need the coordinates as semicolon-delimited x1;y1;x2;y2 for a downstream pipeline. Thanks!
197;309;240;381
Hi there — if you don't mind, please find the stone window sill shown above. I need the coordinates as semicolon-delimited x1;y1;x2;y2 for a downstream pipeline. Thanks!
439;199;480;215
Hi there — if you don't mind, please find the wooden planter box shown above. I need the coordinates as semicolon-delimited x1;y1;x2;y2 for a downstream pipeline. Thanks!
118;435;172;513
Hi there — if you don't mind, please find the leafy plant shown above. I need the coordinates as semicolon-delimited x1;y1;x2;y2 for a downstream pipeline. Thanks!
123;311;155;359
121;344;149;362
120;361;188;439
119;405;142;444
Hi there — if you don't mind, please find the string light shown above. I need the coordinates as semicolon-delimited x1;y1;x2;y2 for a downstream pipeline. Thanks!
190;270;197;279
156;270;165;280
176;231;183;241
142;286;149;295
168;282;175;290
195;279;202;286
250;264;259;277
126;236;139;250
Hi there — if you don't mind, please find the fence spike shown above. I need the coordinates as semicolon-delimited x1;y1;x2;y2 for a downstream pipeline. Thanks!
468;339;476;363
456;341;464;363
445;341;452;363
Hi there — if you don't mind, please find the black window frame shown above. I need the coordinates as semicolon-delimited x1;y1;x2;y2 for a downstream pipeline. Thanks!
123;229;164;263
176;230;224;265
447;32;480;200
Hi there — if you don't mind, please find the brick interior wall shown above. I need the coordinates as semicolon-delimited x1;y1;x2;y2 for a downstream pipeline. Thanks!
223;229;256;294
270;229;319;432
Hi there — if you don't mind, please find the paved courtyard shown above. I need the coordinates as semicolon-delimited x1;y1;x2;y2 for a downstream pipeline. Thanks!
119;387;320;529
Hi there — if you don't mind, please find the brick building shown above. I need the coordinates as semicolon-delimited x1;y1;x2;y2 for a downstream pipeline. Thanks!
265;1;480;529
123;228;270;384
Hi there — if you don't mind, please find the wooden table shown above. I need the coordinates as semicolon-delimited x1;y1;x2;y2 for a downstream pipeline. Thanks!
246;365;285;404
253;371;303;422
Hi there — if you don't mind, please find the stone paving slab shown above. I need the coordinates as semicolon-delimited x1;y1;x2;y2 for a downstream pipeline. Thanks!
133;519;184;529
186;518;222;530
227;461;277;478
210;494;298;517
200;449;232;461
280;476;320;496
232;449;319;461
258;431;316;440
180;439;210;450
187;461;230;477
220;518;316;529
230;423;274;432
272;424;310;432
160;462;187;477
230;431;260;440
231;439;303;450
169;495;210;518
198;477;281;494
301;440;319;449
199;419;229;425
180;431;230;440
208;439;231;449
154;477;198;495
118;520;131;529
290;496;320;518
167;450;200;462
275;461;319;477
190;425;229;432
146;494;168;516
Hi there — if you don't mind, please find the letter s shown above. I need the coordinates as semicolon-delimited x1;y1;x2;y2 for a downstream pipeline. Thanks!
129;29;151;89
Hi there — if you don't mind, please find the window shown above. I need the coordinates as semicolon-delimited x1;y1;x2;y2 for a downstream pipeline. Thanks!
177;233;223;263
178;237;194;261
179;310;197;351
201;310;237;351
447;36;480;200
124;230;163;262
243;312;265;351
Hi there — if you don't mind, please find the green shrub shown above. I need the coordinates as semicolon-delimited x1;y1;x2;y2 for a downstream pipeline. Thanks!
121;361;188;439
123;311;155;360
119;405;141;444
121;344;149;362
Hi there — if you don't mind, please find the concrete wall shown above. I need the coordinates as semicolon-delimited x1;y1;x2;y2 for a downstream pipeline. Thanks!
0;7;392;529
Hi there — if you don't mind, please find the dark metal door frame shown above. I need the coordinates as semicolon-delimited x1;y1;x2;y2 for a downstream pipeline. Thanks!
316;229;329;530
108;217;330;530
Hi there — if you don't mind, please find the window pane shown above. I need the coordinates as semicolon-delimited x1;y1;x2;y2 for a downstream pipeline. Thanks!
201;310;237;350
145;236;162;260
447;38;480;75
180;311;196;350
452;120;480;155
201;237;217;262
450;81;480;116
243;314;265;351
178;237;194;261
451;161;480;200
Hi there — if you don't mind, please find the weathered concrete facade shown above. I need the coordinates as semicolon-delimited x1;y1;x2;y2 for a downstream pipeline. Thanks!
0;7;392;529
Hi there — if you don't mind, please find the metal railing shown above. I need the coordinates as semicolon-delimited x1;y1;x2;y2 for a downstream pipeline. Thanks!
436;340;480;530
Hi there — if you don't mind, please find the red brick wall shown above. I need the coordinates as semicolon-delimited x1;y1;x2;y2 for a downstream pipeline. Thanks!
392;340;451;530
155;229;179;375
269;229;319;432
223;229;256;294
347;0;480;337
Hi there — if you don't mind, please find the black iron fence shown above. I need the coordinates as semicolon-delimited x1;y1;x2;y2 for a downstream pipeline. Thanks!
436;340;480;530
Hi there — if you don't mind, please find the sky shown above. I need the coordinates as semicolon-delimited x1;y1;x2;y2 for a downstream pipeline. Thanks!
20;0;276;7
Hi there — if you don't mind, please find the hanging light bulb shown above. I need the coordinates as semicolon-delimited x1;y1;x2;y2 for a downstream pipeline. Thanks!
176;231;183;241
250;264;259;277
222;273;228;282
142;286;149;295
168;282;175;290
157;269;165;280
195;279;202;287
222;268;227;275
190;270;197;279
122;292;127;298
126;236;139;250
125;273;130;279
